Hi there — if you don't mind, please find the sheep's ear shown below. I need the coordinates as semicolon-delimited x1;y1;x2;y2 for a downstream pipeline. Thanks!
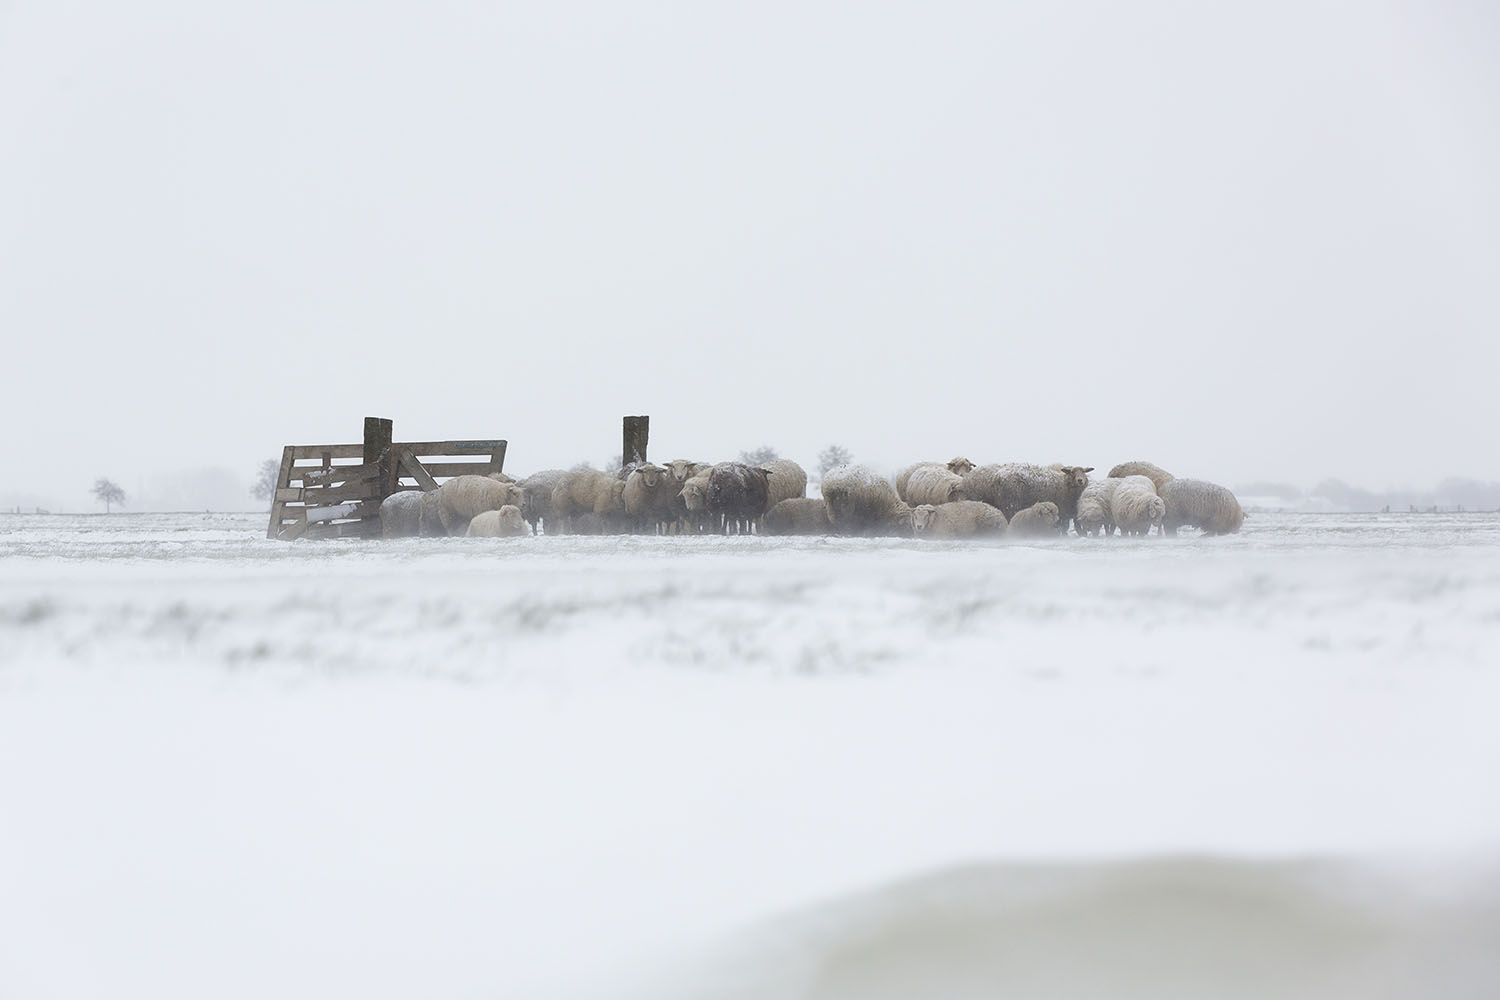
1082;467;1094;474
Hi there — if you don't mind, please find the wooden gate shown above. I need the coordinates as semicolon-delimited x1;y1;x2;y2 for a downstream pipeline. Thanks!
267;417;507;540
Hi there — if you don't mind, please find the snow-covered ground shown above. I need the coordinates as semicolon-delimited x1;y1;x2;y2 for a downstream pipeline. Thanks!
2;512;1499;998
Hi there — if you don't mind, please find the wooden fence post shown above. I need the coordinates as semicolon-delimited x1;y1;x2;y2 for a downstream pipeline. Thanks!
623;415;649;468
364;416;395;537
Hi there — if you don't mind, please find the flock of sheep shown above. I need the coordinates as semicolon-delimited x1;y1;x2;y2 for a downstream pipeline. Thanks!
377;456;1246;541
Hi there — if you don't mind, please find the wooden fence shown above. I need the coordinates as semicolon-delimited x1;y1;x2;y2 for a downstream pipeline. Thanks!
267;417;507;540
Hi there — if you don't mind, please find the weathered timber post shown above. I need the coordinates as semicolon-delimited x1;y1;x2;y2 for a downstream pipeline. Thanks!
623;415;649;468
364;416;395;537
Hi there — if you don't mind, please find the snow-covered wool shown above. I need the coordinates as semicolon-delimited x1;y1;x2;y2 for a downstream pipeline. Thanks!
435;475;525;536
1107;461;1174;492
958;463;1092;530
1112;475;1166;536
379;491;424;538
1160;479;1245;536
550;469;625;533
758;460;808;510
466;506;529;537
763;498;831;536
1007;501;1061;537
518;469;568;534
912;500;1007;539
904;466;965;506
708;463;772;535
1075;477;1125;537
822;464;912;537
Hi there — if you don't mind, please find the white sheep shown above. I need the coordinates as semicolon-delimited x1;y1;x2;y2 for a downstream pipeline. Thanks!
623;463;675;534
1074;477;1125;537
1111;476;1166;536
466;505;529;537
1160;479;1245;536
904;465;966;506
821;464;914;537
912;500;1007;539
894;457;975;501
763;498;832;535
1107;461;1174;492
434;475;525;536
1007;501;1061;538
379;491;424;538
758;459;808;510
550;469;626;534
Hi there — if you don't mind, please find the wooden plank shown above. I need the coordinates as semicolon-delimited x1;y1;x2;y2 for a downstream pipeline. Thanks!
490;441;507;475
289;444;363;461
399;449;441;492
296;480;382;504
274;488;303;503
399;440;506;455
404;461;499;479
266;445;297;539
297;463;377;486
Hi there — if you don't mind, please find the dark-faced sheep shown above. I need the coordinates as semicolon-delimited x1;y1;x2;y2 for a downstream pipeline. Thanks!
708;463;771;535
1008;501;1061;537
958;463;1092;534
763;497;832;536
518;469;568;535
912;500;1007;539
1160;479;1245;536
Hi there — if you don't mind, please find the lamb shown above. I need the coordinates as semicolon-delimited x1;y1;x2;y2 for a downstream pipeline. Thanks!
904;465;966;506
1159;479;1245;536
622;463;675;534
1107;461;1174;493
894;457;976;501
707;462;772;535
518;469;568;535
434;475;525;536
758;459;808;510
1074;477;1125;537
821;464;914;537
763;497;832;535
466;505;529;538
1007;501;1061;538
911;500;1008;539
550;468;626;534
957;463;1092;533
1111;475;1167;536
378;491;424;538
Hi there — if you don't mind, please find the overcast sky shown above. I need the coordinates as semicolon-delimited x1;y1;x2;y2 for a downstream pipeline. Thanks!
2;1;1497;509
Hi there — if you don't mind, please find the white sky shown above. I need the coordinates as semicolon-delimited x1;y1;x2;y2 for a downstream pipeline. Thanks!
2;1;1497;509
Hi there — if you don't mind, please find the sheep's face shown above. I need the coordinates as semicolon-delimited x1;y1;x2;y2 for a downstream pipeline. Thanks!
1060;466;1092;491
946;457;975;477
1036;502;1060;526
911;505;937;535
1147;497;1166;525
682;482;707;512
666;460;698;483
635;464;666;490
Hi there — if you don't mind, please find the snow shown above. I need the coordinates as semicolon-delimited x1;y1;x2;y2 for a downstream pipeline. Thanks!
2;511;1499;998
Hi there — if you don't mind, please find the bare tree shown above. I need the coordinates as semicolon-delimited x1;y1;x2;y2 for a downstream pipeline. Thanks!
251;459;280;505
739;445;779;465
92;478;126;514
817;445;852;477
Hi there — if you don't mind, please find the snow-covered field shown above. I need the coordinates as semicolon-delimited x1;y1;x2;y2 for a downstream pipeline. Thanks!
3;512;1499;998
